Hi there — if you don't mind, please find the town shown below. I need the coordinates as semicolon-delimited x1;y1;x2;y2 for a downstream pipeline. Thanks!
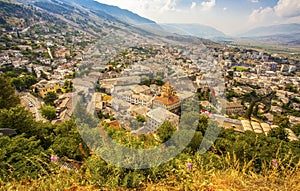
1;0;300;190
0;2;299;142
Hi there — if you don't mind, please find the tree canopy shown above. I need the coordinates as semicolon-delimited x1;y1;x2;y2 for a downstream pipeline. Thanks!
0;75;20;109
157;120;177;143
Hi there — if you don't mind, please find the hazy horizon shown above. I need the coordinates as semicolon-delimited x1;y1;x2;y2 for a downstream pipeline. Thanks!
95;0;300;35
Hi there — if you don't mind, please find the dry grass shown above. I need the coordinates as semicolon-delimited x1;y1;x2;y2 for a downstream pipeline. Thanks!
1;153;299;191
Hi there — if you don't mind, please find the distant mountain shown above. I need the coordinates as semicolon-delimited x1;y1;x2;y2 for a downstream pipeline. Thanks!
159;23;226;39
60;0;157;26
26;0;164;34
236;23;300;37
233;24;300;46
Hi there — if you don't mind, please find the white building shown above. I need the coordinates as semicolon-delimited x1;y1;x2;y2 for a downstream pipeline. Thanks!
146;107;179;132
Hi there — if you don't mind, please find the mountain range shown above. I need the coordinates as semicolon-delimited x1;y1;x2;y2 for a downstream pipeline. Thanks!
159;23;226;39
236;23;300;37
8;0;300;45
60;0;157;26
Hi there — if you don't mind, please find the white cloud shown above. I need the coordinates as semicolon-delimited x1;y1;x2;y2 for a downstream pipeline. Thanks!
248;0;300;26
274;0;300;18
161;0;178;11
251;0;259;3
223;7;227;11
248;7;274;24
191;2;197;9
201;0;216;11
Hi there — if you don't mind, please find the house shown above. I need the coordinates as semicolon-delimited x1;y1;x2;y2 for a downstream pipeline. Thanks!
53;93;73;124
226;100;243;115
113;85;154;107
55;49;71;58
132;85;151;95
146;107;179;132
111;98;130;114
33;80;60;98
130;105;149;117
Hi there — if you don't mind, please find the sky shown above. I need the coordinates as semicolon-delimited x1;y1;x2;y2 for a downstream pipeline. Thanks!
95;0;300;34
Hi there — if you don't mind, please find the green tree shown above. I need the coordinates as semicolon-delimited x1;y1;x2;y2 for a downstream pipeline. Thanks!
40;105;56;120
0;75;20;109
253;104;259;117
0;106;35;136
188;131;203;152
244;101;255;119
197;114;209;133
140;75;150;86
43;92;57;106
135;115;146;123
156;120;176;142
50;120;88;160
63;80;73;93
40;70;48;80
0;134;46;181
268;127;289;142
291;123;300;137
31;66;37;77
274;114;290;128
11;74;37;91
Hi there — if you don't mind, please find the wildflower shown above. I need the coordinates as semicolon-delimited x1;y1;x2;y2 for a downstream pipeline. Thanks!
50;154;59;162
271;159;278;167
186;163;192;170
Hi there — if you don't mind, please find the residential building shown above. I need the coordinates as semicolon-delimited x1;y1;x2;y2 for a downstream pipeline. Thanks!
226;100;243;115
146;107;179;132
33;80;60;98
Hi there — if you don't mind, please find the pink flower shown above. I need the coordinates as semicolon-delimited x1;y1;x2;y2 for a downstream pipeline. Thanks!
186;163;192;170
271;159;278;167
50;155;59;162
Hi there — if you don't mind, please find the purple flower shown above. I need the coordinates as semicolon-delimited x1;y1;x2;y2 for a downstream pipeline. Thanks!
271;159;278;167
50;155;59;162
186;163;192;170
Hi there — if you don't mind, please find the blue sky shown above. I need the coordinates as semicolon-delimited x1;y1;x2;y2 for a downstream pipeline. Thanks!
96;0;300;34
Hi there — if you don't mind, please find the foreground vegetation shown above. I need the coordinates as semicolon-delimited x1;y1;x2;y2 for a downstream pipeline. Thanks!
1;152;299;191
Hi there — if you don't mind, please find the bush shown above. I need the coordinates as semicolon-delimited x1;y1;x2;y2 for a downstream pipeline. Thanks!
40;105;56;120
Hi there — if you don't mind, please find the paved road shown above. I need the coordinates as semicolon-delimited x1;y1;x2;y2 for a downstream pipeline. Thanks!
21;93;46;122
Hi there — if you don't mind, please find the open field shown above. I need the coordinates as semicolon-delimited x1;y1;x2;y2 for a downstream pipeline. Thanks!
230;41;300;61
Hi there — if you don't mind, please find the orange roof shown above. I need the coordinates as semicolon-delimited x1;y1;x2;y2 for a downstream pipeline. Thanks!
55;49;69;54
154;96;180;105
109;121;122;129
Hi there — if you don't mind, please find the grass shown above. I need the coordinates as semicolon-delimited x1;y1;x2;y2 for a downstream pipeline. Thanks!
1;153;299;191
231;66;249;72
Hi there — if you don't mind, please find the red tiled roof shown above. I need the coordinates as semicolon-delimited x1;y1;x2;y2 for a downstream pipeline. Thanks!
154;96;180;105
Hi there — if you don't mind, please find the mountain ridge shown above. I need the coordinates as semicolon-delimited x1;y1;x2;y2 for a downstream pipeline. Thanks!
60;0;157;26
160;23;226;39
235;23;300;37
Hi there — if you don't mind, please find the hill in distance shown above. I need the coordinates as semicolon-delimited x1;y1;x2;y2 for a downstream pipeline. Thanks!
232;23;300;46
236;23;300;37
160;23;226;39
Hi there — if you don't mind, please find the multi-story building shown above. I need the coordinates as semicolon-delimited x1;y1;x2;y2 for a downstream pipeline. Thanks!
146;107;179;132
225;100;244;115
152;82;181;113
33;80;60;98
